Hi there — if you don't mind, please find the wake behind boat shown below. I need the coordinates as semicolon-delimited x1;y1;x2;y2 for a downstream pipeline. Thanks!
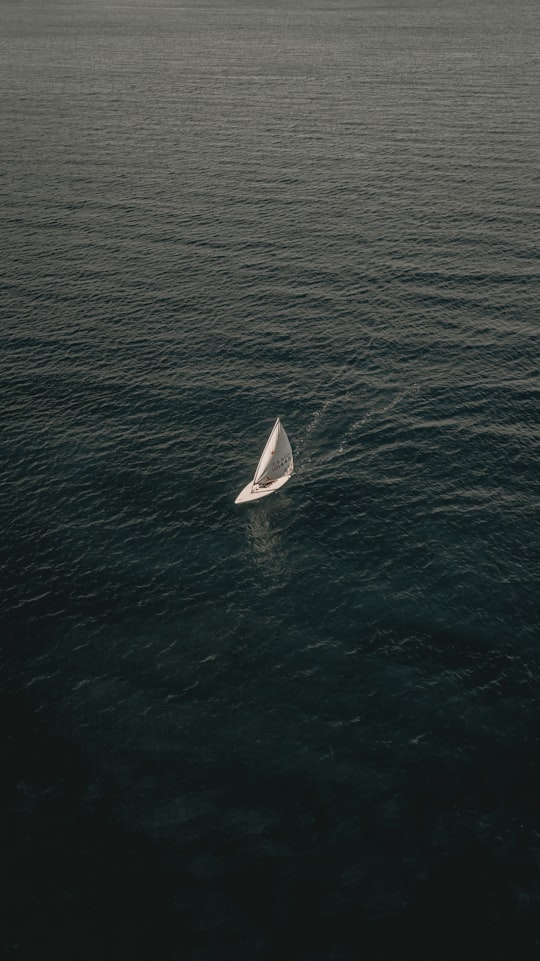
235;418;294;504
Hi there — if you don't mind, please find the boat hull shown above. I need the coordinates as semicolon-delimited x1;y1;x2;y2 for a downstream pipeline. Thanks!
234;473;291;504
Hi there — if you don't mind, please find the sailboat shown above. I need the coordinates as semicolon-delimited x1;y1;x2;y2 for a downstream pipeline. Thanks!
235;418;294;504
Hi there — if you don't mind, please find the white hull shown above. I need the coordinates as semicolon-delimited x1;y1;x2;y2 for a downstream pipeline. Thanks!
235;473;291;504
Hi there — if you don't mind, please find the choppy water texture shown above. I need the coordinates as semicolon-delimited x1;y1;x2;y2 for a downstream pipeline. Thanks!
2;1;539;958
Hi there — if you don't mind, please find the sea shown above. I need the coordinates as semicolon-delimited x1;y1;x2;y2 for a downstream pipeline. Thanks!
1;1;539;958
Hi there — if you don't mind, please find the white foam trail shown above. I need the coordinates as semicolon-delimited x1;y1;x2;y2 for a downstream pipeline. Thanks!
295;399;333;468
295;384;420;473
335;383;420;455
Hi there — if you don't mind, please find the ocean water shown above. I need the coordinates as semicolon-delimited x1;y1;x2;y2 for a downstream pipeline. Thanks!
2;1;539;958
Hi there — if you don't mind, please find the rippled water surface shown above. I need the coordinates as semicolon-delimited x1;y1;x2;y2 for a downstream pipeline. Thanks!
2;1;539;958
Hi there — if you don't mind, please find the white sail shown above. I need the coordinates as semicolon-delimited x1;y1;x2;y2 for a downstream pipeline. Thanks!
254;418;293;485
235;418;294;504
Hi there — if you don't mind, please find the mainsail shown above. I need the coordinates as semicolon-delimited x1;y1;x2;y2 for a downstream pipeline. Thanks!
235;418;294;504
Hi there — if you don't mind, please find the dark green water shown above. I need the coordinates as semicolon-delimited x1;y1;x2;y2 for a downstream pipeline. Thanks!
2;1;539;958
